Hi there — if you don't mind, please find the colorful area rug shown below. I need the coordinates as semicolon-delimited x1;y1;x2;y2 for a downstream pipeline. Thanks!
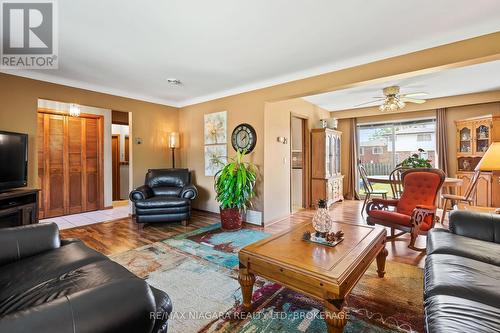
111;223;424;333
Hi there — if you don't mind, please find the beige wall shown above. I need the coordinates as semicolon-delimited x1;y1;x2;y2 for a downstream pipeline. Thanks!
0;73;179;190
337;102;500;195
263;98;329;222
179;93;265;213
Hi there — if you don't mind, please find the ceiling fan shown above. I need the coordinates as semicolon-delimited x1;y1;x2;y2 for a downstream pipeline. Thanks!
354;85;428;111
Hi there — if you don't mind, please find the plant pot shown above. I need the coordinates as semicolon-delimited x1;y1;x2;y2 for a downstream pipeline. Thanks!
220;207;242;231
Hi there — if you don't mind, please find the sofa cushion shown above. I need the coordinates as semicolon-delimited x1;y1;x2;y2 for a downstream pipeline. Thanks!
136;206;190;216
427;229;500;266
425;294;500;333
152;186;182;197
425;254;500;308
0;241;136;316
135;196;190;209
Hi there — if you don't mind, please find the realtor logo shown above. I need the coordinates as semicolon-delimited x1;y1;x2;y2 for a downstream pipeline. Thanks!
1;0;58;69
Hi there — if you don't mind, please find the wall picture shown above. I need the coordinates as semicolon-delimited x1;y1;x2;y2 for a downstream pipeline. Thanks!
204;111;227;144
204;145;227;176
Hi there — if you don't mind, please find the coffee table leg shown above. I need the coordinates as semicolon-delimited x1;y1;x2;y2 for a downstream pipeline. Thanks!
376;245;388;278
238;266;255;312
324;299;347;333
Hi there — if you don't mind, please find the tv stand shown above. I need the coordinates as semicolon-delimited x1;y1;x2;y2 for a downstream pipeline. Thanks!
0;189;40;228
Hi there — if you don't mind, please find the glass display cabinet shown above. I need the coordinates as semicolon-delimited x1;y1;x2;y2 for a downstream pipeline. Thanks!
311;128;343;208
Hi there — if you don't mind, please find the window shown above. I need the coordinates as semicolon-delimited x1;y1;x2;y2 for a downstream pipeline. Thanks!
357;118;436;195
417;134;432;142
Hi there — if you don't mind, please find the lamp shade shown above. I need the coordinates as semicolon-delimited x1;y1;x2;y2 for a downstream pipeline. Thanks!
168;132;180;149
477;142;500;171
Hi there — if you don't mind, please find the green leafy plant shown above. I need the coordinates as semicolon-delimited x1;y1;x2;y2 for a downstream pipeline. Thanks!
397;148;432;168
214;149;257;210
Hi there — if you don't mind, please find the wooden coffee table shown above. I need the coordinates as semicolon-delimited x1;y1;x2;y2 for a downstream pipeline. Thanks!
238;221;387;333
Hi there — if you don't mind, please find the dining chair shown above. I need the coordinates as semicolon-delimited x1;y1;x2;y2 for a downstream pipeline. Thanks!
440;169;481;223
389;167;406;199
359;164;388;214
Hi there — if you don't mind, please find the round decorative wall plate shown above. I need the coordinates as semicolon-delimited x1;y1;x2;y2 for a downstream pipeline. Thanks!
231;123;256;153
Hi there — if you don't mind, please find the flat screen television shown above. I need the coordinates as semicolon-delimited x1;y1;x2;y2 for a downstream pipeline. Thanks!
0;131;28;191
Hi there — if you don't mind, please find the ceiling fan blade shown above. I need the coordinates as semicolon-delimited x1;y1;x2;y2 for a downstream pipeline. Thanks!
400;92;428;98
353;99;385;107
400;97;426;104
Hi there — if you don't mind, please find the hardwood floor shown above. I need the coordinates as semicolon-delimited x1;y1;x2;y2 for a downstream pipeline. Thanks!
60;200;428;268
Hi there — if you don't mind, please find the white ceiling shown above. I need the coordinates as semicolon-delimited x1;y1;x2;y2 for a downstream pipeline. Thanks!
303;60;500;111
2;0;500;107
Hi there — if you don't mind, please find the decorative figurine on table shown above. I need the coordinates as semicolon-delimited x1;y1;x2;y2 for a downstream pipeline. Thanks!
303;199;344;247
312;199;332;237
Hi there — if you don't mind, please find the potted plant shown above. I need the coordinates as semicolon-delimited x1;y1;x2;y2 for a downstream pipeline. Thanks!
397;148;433;168
214;149;257;230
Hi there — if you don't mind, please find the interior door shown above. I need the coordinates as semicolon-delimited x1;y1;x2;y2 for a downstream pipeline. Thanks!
112;134;120;201
84;117;100;211
38;111;103;218
46;114;66;217
67;116;84;214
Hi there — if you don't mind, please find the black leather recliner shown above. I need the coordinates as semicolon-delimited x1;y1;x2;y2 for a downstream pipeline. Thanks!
130;169;198;225
424;210;500;332
0;223;172;333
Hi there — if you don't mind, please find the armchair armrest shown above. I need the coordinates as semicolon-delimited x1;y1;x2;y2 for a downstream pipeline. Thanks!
0;280;158;333
180;184;198;200
0;223;60;267
449;210;500;243
130;185;154;202
366;198;399;215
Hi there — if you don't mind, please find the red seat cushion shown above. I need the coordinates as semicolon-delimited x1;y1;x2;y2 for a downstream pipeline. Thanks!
368;209;412;227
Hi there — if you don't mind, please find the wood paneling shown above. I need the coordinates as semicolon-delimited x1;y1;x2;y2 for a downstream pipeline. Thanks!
38;110;104;218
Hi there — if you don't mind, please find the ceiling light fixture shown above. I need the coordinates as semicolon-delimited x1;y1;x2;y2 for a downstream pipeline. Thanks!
69;103;81;117
379;96;405;112
166;78;182;86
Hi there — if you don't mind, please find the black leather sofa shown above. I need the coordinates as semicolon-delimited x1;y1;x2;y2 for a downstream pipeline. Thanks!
424;210;500;333
130;169;197;225
0;223;172;333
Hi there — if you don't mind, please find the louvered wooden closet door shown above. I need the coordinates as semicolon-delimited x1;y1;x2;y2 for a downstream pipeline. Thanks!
83;117;100;211
38;111;103;219
67;116;84;214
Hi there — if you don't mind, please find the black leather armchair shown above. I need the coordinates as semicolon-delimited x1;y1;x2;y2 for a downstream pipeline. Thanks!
130;168;198;226
0;223;172;333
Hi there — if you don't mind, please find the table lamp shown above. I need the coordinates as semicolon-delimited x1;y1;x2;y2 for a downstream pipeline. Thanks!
476;142;500;213
168;132;180;168
476;142;500;172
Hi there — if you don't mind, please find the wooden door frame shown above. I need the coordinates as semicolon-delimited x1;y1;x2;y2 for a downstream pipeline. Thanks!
112;134;120;201
290;113;311;211
37;108;105;214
